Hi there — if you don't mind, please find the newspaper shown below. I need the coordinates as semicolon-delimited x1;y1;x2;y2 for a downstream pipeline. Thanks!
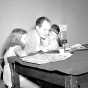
20;51;72;64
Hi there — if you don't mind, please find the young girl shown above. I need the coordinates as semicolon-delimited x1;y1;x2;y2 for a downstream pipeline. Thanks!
1;28;39;88
1;28;26;88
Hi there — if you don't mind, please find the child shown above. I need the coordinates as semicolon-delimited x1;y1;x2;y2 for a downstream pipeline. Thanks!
1;28;27;88
2;28;39;88
40;24;62;52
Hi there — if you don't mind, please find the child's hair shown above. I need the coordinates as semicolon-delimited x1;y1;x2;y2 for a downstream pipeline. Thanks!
51;24;63;47
51;24;60;34
9;28;27;46
11;28;27;34
1;28;27;57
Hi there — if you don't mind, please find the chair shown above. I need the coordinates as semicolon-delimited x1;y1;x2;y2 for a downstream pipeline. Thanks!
7;56;20;88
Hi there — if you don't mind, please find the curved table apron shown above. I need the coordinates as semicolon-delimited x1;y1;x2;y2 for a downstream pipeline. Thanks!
8;49;88;87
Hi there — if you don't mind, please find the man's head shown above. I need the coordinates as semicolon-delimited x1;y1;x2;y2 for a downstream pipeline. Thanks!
35;16;51;38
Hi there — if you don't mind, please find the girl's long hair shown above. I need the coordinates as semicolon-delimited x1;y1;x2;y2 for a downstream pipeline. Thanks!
1;28;27;57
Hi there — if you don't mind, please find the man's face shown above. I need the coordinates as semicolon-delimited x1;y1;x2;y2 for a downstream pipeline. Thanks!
36;20;51;38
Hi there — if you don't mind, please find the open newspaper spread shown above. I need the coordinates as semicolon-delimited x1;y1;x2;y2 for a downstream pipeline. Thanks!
20;50;72;64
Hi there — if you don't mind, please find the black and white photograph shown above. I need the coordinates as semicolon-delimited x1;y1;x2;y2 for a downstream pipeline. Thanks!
0;0;88;88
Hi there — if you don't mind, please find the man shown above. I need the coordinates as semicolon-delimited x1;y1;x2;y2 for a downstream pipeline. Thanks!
24;16;52;54
14;16;52;88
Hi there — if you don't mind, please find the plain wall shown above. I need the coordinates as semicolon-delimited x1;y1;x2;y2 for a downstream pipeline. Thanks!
0;0;88;51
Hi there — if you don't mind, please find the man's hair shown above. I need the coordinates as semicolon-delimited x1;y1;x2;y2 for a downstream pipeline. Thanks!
51;24;60;34
36;16;51;27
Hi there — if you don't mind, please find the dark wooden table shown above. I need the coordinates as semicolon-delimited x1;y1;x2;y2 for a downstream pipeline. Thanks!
8;49;88;88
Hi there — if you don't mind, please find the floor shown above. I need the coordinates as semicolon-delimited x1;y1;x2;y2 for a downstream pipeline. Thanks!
0;79;7;88
0;76;88;88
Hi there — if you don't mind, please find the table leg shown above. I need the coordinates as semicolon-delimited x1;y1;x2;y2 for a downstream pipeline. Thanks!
65;75;78;88
10;63;20;88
